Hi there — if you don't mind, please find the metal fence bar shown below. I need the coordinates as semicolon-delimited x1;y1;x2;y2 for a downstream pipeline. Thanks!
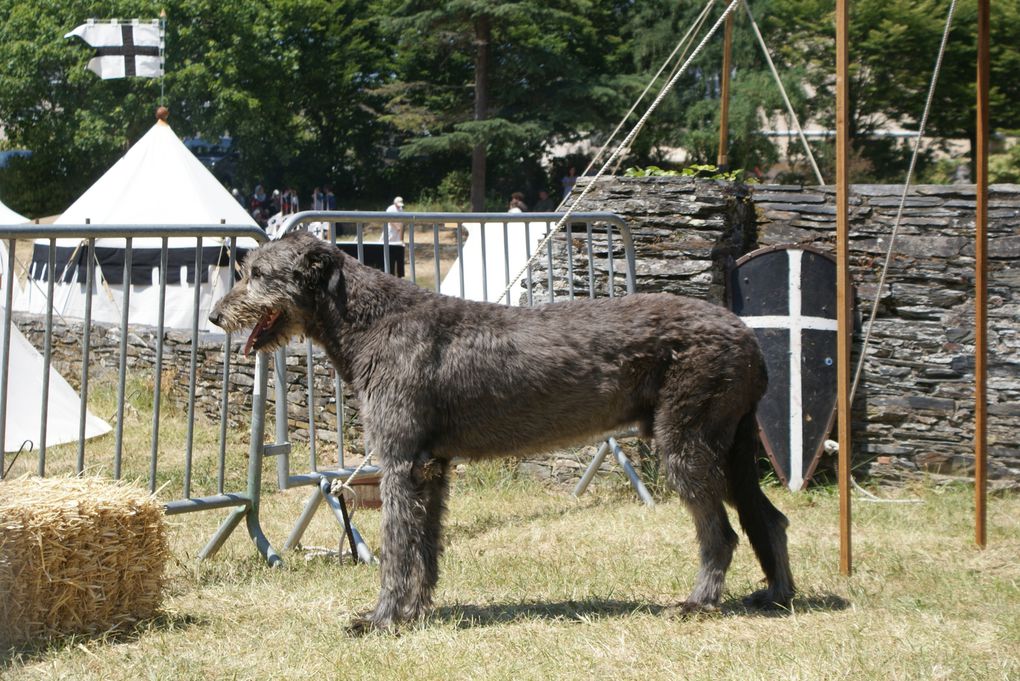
334;369;345;469
586;223;595;298
77;237;96;474
432;223;441;293
382;216;391;275
408;221;417;286
546;233;555;303
0;238;15;475
525;221;534;306
456;222;465;298
217;238;237;494
479;223;488;302
113;237;133;479
502;222;511;305
306;338;318;463
184;237;202;498
149;238;169;493
38;240;56;474
607;227;616;298
565;224;575;301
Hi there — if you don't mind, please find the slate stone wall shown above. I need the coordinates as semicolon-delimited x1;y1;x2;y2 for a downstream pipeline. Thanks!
15;178;1019;485
13;315;361;454
557;176;1020;482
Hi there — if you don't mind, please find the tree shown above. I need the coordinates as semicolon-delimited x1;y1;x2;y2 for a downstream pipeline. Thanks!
375;0;628;209
766;0;1020;180
617;0;810;174
0;0;388;217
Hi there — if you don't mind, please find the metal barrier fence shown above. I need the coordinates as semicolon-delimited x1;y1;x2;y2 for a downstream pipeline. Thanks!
0;224;281;565
268;210;652;558
0;212;647;569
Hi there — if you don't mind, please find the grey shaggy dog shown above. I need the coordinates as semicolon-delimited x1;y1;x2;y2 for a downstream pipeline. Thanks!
209;230;795;634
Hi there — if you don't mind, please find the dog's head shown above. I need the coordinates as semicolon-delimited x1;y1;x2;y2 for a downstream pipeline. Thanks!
209;231;344;355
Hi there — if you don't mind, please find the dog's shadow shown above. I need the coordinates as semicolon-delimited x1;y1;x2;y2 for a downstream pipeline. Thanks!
432;592;850;629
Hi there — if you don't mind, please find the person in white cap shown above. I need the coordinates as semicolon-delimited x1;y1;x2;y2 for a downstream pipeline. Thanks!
385;196;405;243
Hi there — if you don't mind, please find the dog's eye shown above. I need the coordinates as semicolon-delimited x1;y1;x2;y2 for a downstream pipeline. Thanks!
250;267;261;280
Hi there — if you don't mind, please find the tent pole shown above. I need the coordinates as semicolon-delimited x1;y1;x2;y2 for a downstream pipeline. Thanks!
974;0;989;548
835;0;853;576
717;13;735;169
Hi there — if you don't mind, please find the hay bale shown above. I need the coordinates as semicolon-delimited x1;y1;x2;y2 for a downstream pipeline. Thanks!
0;476;169;648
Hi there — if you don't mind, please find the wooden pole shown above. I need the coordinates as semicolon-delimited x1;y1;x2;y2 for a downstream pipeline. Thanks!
717;13;735;168
974;0;989;548
835;0;853;575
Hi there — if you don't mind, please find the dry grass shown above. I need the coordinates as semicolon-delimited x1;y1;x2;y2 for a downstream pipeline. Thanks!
1;452;1017;680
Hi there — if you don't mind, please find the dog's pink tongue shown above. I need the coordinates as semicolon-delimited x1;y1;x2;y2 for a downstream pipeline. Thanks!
243;311;277;356
243;326;260;357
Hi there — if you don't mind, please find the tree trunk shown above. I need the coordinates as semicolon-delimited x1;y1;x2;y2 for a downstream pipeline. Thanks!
470;16;490;212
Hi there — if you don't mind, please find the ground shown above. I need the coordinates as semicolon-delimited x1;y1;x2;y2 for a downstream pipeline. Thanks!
2;465;1018;680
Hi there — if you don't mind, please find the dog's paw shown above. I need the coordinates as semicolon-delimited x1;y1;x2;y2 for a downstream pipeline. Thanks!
346;612;397;637
743;588;793;611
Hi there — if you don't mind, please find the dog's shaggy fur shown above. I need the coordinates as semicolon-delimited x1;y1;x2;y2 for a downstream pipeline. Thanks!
210;231;795;633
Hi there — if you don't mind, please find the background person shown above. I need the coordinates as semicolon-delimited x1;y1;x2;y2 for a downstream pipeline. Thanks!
385;196;405;242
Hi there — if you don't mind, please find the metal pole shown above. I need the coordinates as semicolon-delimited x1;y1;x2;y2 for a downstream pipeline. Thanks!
114;238;132;479
717;12;735;169
835;0;853;576
0;239;15;477
974;0;989;548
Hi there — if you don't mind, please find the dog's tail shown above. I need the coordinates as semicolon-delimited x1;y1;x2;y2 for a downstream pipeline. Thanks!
726;407;795;606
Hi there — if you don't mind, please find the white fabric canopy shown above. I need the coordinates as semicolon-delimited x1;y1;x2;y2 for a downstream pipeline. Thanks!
440;221;549;305
2;311;111;453
15;118;260;330
0;198;27;225
56;118;256;234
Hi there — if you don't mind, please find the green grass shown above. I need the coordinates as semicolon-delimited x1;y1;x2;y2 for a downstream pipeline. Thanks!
3;452;1018;680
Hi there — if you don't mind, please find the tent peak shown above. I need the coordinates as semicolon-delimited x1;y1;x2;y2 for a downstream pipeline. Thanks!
155;106;169;123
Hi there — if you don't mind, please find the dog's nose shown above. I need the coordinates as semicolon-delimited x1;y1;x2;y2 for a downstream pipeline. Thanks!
209;310;222;326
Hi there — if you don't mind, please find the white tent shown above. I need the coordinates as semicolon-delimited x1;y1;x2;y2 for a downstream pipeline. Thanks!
0;197;110;452
0;197;27;226
13;117;259;331
440;220;549;305
0;196;28;302
2;313;112;452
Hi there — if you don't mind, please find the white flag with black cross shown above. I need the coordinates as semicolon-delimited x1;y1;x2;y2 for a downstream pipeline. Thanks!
65;19;164;79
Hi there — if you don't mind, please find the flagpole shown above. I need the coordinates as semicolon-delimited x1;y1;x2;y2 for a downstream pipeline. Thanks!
159;9;167;106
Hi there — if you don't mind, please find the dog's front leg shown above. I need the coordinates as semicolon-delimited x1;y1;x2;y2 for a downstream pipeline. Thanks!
348;453;441;635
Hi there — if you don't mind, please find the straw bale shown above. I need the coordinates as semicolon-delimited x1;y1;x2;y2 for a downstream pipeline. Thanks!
0;476;169;648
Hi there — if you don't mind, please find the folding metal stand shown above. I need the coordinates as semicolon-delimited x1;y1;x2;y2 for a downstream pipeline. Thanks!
573;436;655;506
283;477;377;564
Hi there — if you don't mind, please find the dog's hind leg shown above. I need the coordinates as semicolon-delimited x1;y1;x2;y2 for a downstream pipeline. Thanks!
660;425;739;612
348;451;449;635
725;410;795;609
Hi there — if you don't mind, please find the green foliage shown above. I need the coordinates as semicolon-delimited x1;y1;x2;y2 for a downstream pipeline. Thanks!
1;0;1019;217
989;144;1020;184
0;0;388;217
624;163;756;183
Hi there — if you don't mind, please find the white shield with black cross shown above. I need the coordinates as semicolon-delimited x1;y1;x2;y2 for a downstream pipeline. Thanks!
728;245;840;491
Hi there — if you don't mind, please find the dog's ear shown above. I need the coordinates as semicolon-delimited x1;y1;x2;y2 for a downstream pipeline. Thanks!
298;243;333;286
297;242;345;300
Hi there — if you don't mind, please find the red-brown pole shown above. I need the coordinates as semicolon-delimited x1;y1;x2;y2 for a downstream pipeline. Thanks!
717;13;735;169
974;0;989;548
835;0;853;575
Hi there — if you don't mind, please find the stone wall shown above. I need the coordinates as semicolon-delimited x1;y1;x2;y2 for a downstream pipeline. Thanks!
14;178;1019;485
13;315;363;455
559;177;1020;483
